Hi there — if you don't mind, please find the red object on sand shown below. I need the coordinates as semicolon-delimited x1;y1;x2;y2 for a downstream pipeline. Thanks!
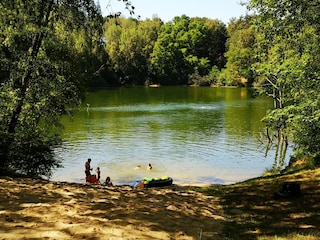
87;175;99;184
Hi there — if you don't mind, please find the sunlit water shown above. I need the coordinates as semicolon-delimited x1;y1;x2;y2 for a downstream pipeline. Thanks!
52;87;292;185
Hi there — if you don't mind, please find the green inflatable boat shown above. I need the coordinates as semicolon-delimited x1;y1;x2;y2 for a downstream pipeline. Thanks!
143;176;173;188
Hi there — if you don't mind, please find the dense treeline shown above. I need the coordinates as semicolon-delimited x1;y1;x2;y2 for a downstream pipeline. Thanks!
101;15;249;87
0;0;319;177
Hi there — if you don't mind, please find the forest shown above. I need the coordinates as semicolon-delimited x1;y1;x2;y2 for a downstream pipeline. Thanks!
0;0;319;177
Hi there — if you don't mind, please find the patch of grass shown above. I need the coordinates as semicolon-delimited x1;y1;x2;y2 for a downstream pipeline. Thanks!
263;166;282;176
195;168;320;240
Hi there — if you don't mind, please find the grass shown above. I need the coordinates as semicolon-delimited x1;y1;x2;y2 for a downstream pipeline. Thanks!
193;168;320;240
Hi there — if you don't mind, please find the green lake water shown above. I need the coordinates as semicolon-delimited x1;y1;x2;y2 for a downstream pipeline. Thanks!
52;87;291;185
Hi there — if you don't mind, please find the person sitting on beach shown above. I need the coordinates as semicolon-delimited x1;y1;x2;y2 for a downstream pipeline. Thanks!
103;176;113;186
85;158;92;182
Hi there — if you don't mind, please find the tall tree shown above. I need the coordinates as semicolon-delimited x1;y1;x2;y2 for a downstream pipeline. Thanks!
151;15;227;85
248;0;320;163
0;0;104;176
223;16;256;86
151;16;191;85
103;17;162;85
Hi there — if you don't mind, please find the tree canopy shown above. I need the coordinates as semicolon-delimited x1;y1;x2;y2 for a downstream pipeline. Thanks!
103;17;162;85
102;15;227;86
222;16;256;86
150;16;227;86
0;0;104;176
248;0;320;163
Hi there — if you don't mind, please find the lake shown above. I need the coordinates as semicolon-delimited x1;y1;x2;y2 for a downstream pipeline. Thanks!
52;87;291;185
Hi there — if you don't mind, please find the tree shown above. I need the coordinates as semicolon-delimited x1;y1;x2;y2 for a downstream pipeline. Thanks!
150;16;191;85
0;0;104;176
203;18;228;69
223;16;256;86
103;17;162;85
151;15;227;85
248;0;320;164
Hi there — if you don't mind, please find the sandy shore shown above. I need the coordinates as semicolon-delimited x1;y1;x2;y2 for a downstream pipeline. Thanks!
2;168;320;239
0;177;225;239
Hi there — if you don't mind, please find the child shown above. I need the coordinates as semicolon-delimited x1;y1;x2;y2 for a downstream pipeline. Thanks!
96;167;101;181
103;176;113;186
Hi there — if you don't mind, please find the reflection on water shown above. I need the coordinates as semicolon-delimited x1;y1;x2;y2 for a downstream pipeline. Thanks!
52;87;292;185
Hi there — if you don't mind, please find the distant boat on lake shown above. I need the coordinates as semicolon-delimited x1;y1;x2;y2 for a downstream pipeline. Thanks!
148;83;160;88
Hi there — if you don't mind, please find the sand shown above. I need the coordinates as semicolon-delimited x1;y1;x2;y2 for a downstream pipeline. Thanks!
0;177;225;239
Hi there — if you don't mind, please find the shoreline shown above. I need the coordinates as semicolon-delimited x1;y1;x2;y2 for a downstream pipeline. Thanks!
50;171;245;187
50;178;228;188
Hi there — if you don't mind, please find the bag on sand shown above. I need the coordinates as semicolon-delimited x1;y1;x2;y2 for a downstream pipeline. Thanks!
273;182;301;199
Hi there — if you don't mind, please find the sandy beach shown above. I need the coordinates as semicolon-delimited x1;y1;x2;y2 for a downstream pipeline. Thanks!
0;177;224;239
2;168;320;240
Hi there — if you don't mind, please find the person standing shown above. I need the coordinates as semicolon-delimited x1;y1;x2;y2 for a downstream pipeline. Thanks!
96;167;101;181
85;158;92;182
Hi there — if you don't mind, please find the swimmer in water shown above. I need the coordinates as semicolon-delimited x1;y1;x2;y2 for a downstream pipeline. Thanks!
148;163;152;170
135;165;141;170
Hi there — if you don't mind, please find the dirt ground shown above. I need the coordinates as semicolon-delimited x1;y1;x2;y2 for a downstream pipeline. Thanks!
0;177;224;240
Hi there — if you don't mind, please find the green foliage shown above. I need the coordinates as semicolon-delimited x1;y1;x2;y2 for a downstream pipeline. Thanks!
207;65;221;85
223;16;256;86
151;17;191;85
5;127;62;177
103;15;227;86
151;15;227;85
248;0;320;161
0;0;104;177
102;14;228;86
103;17;162;85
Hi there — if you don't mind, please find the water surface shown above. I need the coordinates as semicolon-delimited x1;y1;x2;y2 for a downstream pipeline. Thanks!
52;87;290;185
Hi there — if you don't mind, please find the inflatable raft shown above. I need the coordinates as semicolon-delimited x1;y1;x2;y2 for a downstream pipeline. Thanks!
142;176;173;188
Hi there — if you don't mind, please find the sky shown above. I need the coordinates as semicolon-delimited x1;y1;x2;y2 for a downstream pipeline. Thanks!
98;0;249;24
